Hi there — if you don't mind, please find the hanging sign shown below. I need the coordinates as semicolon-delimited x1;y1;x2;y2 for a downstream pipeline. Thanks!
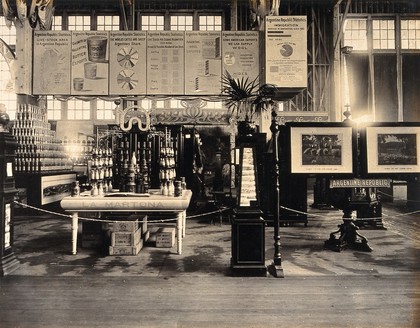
109;31;147;95
330;179;391;188
147;31;185;95
71;31;110;95
265;16;307;88
185;31;222;94
221;31;259;81
33;31;72;95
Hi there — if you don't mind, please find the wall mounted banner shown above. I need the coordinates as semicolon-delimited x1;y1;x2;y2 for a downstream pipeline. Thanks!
147;31;185;95
32;30;264;97
33;31;72;95
265;16;307;88
71;31;110;95
221;31;259;82
185;31;222;95
109;31;147;95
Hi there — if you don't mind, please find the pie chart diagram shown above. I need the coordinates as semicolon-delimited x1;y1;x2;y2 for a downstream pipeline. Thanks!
117;47;139;68
117;69;138;90
280;44;293;57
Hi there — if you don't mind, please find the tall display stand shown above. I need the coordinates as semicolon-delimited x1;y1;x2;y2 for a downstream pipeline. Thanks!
231;134;266;276
0;124;20;276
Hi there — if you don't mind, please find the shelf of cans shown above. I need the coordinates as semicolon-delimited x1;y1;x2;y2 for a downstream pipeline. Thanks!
12;104;73;173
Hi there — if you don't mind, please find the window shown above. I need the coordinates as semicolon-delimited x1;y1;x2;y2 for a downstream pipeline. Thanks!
170;15;193;31
47;96;62;120
97;15;120;31
68;15;91;31
0;17;16;120
203;101;223;109
373;19;395;50
401;19;420;50
67;99;91;120
52;15;62;30
0;17;16;45
199;15;222;31
96;100;115;120
141;15;165;30
343;19;368;51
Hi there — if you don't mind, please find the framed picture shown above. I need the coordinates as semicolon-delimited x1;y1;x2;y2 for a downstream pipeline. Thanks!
364;125;420;174
289;125;355;174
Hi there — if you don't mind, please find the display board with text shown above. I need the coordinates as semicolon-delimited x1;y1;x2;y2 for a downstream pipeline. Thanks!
32;30;263;96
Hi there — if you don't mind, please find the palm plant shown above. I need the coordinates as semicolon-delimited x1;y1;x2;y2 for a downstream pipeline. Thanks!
221;71;275;123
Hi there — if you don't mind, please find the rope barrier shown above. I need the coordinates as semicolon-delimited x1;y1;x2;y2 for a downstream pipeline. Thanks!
377;190;420;203
14;199;420;226
13;200;234;224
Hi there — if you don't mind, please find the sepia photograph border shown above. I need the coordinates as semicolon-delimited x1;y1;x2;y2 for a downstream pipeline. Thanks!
365;125;420;174
290;125;354;174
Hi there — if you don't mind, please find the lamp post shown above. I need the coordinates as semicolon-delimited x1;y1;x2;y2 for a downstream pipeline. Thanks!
268;107;284;277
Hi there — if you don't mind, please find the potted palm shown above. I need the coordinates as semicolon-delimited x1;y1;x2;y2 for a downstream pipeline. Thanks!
221;71;275;135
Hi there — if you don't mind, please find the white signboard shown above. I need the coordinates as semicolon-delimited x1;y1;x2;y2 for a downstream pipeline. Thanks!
33;31;72;95
147;31;185;95
71;31;110;95
185;31;222;94
265;16;307;88
222;31;259;82
109;31;147;95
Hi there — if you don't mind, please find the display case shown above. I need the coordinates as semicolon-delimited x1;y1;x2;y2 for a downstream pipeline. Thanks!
15;171;76;206
231;133;267;275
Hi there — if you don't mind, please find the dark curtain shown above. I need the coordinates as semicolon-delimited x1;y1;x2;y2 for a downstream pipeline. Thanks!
402;54;420;122
374;54;398;122
347;54;369;120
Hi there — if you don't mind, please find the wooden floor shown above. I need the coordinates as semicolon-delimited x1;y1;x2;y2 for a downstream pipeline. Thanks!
0;274;417;328
1;201;419;328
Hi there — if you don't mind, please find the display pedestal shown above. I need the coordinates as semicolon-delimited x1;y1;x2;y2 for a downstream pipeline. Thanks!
0;132;20;276
231;208;266;276
324;209;372;252
231;134;267;276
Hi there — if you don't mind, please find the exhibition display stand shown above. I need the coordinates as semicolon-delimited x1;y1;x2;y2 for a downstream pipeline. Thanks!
0;130;20;276
61;190;192;255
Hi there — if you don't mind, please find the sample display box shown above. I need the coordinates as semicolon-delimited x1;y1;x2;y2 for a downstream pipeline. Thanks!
155;227;176;248
111;228;141;246
109;239;143;255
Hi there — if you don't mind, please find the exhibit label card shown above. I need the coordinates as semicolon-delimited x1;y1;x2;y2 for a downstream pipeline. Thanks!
265;16;307;88
33;31;71;95
185;31;222;95
222;31;259;82
147;31;185;95
109;31;147;95
71;31;109;95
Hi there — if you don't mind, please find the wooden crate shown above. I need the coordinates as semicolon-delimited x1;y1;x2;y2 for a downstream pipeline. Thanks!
81;233;103;248
111;228;141;246
104;215;147;233
104;220;138;232
143;230;150;242
155;227;176;248
109;239;143;256
82;221;103;234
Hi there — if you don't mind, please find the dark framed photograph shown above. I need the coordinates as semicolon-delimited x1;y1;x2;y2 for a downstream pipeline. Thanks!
290;125;354;174
365;125;420;174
